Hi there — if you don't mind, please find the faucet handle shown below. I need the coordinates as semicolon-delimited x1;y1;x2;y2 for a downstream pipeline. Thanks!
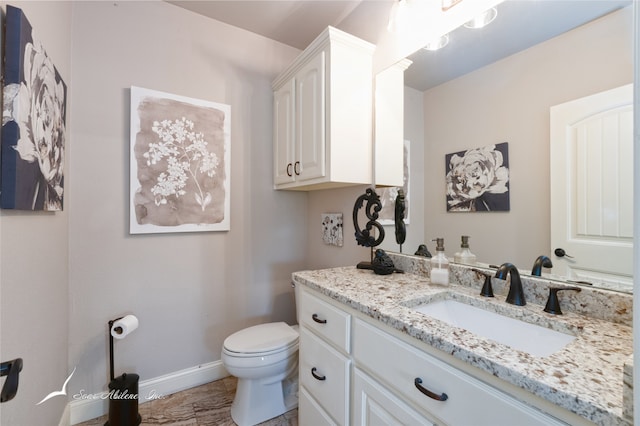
544;286;582;315
472;269;494;297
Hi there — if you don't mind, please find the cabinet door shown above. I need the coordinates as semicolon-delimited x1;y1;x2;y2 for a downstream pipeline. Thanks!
295;50;326;182
299;386;338;426
274;79;296;185
353;368;436;426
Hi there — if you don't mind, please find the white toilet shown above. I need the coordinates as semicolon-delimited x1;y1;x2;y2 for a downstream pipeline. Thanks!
222;300;300;426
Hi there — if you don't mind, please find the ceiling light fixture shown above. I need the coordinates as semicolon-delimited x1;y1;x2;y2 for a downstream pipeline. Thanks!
423;34;450;51
463;7;498;29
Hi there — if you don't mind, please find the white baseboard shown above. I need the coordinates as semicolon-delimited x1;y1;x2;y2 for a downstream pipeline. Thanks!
69;360;228;425
59;402;71;426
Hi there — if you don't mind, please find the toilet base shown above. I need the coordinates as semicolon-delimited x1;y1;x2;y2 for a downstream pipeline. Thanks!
230;373;298;426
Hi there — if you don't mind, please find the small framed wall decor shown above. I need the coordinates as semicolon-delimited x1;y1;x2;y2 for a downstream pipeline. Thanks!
130;86;231;234
321;213;343;247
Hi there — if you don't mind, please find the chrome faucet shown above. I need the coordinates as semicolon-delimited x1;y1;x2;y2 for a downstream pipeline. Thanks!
495;263;526;306
531;255;552;276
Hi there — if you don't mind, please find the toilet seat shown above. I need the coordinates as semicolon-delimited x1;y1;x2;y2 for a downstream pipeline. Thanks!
223;322;298;358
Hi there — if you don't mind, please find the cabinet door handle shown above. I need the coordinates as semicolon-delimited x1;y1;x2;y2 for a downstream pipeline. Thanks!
414;378;448;401
312;313;327;324
311;367;326;381
286;163;293;177
294;161;300;175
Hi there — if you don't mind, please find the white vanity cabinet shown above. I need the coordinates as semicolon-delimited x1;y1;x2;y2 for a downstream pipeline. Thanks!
272;27;375;191
298;286;351;425
298;286;571;426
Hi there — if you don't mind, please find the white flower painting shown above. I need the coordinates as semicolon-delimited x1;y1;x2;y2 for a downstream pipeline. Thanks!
445;142;510;212
130;87;230;233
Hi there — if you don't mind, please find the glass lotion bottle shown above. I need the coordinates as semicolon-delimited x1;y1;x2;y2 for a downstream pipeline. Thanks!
454;235;477;265
430;238;450;285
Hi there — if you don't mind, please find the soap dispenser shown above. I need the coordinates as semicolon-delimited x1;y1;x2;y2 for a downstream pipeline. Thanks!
430;238;450;285
454;235;477;265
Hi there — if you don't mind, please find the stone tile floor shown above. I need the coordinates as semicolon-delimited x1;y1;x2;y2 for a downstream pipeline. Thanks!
76;376;298;426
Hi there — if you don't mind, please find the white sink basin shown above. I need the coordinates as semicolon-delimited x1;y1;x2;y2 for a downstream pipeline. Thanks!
413;298;576;357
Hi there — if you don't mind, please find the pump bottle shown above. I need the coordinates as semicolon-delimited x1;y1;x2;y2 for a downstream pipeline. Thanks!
430;238;450;285
454;235;477;265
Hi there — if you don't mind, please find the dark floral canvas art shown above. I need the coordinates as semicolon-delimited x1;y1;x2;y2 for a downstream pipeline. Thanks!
445;142;510;212
1;5;67;211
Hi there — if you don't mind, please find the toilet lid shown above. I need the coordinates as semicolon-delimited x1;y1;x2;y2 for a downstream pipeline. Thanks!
223;322;298;354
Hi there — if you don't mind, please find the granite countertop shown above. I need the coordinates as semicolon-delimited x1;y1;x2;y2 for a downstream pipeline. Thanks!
292;266;633;426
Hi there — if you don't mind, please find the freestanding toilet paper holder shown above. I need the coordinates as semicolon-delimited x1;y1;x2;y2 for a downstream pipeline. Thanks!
106;316;141;426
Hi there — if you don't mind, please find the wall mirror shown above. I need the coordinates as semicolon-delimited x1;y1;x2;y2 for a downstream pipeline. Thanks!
379;0;634;294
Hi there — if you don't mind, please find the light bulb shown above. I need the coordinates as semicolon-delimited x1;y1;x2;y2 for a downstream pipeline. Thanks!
423;34;449;51
463;7;498;29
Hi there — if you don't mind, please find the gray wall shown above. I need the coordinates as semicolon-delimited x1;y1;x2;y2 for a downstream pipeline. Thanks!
67;0;306;407
0;2;71;425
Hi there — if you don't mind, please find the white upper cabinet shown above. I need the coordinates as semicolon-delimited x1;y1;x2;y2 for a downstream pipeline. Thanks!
374;59;412;187
272;27;376;190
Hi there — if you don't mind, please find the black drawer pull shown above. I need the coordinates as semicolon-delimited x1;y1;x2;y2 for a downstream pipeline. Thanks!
294;161;301;175
414;378;448;401
311;367;326;381
312;313;327;324
286;163;293;177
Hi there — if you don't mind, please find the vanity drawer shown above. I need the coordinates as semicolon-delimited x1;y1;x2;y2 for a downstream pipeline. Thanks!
353;319;565;426
299;326;350;426
299;287;351;353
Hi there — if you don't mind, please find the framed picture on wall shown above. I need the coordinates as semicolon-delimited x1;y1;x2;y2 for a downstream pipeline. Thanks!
445;142;510;212
130;86;231;234
1;5;68;211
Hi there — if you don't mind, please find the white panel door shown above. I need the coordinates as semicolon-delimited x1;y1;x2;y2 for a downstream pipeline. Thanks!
550;84;633;284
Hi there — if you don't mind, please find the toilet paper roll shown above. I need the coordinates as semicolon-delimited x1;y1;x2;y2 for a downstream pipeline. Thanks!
111;315;139;340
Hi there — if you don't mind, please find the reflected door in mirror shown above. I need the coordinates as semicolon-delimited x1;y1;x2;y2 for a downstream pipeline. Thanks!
550;84;633;284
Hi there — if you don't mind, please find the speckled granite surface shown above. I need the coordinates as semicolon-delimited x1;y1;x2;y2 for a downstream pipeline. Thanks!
292;264;633;426
391;252;633;326
623;357;633;423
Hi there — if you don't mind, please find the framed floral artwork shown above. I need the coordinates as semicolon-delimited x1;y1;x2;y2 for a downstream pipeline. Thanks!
445;142;510;212
130;87;231;234
1;5;67;211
